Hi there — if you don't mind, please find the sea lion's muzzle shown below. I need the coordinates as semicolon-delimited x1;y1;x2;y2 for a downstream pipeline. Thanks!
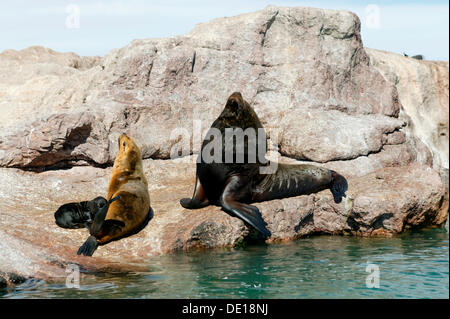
118;133;129;146
226;92;244;109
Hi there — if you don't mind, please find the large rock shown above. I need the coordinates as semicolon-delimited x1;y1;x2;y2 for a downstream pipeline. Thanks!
0;160;446;283
0;6;448;284
0;5;418;175
367;49;449;182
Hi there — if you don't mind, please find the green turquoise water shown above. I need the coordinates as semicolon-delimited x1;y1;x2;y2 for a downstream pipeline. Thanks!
1;228;448;299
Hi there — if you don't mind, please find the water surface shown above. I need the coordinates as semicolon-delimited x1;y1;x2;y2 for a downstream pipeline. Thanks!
1;228;448;298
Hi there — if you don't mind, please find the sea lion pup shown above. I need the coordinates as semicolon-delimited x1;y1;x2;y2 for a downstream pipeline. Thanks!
180;92;348;238
54;196;119;230
76;133;152;256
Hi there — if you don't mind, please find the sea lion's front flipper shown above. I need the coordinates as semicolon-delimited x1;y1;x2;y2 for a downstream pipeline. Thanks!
93;219;127;246
77;236;98;256
89;195;121;236
78;219;127;256
180;175;210;209
220;176;271;238
221;201;271;238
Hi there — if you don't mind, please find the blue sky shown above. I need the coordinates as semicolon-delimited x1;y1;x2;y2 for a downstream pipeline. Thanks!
0;0;448;60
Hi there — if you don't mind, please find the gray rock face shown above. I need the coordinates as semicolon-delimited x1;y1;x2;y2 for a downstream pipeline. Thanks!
0;6;448;284
367;48;449;183
1;6;407;171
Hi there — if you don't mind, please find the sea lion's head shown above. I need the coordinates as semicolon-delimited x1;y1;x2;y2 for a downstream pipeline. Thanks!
118;133;139;153
219;92;263;129
87;196;108;215
219;92;249;122
226;92;245;110
54;198;102;229
114;133;142;171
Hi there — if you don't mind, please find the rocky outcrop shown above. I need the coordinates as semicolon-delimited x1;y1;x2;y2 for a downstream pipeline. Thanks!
0;6;448;284
0;160;446;283
367;49;449;183
0;6;418;172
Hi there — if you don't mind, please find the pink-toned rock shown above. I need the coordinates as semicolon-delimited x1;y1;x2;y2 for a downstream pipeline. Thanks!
367;49;449;179
279;111;405;162
0;5;411;174
0;160;447;283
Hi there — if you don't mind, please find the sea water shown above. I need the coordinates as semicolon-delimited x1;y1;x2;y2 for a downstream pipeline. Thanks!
1;228;448;299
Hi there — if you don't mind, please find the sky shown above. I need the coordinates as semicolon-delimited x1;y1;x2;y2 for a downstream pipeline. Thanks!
0;0;448;60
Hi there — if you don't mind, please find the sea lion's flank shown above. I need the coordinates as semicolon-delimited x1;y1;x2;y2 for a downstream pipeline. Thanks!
54;134;152;256
180;92;348;237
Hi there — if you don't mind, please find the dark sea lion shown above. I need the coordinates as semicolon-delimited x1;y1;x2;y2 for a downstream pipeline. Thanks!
403;53;424;60
55;195;120;255
54;196;111;230
54;134;152;256
180;92;348;237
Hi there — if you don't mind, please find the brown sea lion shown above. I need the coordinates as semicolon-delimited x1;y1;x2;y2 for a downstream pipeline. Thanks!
180;92;348;237
77;133;153;256
54;134;152;256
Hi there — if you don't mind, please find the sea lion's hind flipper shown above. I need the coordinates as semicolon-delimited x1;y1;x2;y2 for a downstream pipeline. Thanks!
221;201;271;238
77;236;98;256
180;175;210;209
330;171;348;204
